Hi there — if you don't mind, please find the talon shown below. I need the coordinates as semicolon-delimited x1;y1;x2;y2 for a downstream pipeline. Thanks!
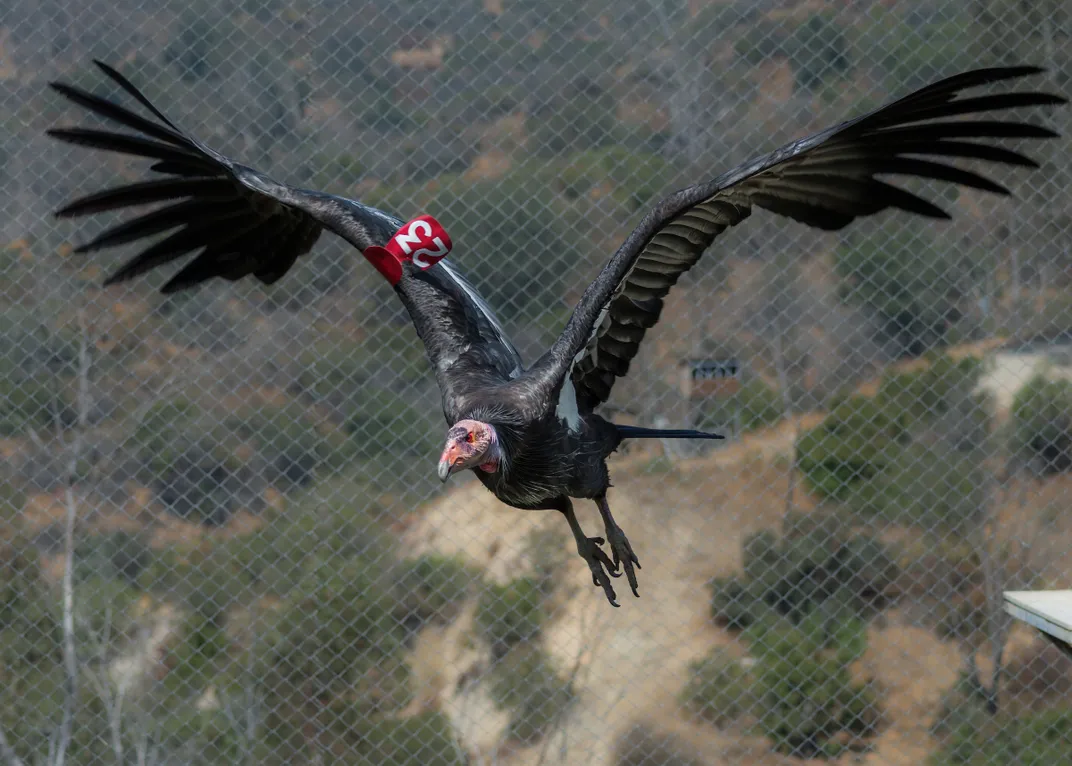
564;504;622;608
580;537;619;606
589;537;620;577
607;526;641;599
595;497;642;602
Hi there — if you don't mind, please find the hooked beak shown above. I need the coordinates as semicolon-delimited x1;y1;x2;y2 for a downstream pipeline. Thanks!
438;443;461;483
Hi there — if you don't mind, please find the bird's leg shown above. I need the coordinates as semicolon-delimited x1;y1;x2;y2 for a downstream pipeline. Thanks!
558;499;621;607
595;495;641;599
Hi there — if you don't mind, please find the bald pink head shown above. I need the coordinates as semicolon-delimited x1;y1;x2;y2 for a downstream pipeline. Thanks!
437;419;498;482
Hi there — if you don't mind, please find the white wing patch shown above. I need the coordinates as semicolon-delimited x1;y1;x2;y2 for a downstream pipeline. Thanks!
556;374;582;433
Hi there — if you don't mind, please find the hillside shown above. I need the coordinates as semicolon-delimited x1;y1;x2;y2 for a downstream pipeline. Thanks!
396;416;1072;765
0;0;1070;763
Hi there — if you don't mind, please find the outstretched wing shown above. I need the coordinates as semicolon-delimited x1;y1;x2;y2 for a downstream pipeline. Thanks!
48;60;403;292
49;60;524;383
536;66;1065;411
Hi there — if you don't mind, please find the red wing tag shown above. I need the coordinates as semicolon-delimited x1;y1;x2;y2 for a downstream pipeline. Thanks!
363;214;453;286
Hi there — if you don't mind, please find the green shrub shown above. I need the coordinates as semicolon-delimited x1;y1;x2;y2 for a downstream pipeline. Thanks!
529;87;617;157
735;14;850;93
339;711;465;766
154;546;254;696
0;376;75;436
1017;292;1072;344
295;336;431;396
852;6;980;93
797;396;908;499
0;308;84;435
932;698;1072;766
476;577;545;656
392;554;474;631
801;355;992;530
174;495;459;759
226;403;335;490
835;222;984;357
256;239;353;311
0;538;51;632
442;35;539;81
784;14;851;92
152;287;249;351
152;438;241;525
877;355;985;423
697;378;783;435
342;388;441;461
135;400;242;525
221;475;393;596
430;174;584;322
0;479;23;522
259;558;411;722
846;442;987;531
74;531;151;585
0;310;80;374
489;646;575;745
161;610;230;696
586;146;678;211
0;544;63;754
744;613;881;758
735;20;785;67
135;399;199;448
147;703;254;765
679;649;754;726
711;520;899;629
710;576;776;631
292;341;441;475
935;597;987;643
177;548;253;629
1012;375;1072;474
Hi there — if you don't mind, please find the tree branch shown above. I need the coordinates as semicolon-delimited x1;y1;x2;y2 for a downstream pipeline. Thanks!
54;309;92;766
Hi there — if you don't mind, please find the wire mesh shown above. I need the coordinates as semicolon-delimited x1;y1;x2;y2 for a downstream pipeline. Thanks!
1;0;1071;764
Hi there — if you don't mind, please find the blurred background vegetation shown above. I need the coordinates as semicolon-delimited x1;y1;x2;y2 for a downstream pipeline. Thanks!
0;0;1070;763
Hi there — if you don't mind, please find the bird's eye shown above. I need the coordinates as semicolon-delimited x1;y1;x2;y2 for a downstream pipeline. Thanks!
466;432;475;444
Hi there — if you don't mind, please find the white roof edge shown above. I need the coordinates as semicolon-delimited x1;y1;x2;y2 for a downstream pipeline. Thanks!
1003;590;1072;648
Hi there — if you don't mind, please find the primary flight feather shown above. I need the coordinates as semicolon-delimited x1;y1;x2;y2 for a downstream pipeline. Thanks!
49;61;1065;606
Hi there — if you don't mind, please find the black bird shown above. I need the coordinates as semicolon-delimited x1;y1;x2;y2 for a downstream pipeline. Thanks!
49;61;1064;606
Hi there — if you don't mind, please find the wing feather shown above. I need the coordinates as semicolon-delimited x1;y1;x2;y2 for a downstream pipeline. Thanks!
51;60;524;395
536;66;1065;411
47;60;403;289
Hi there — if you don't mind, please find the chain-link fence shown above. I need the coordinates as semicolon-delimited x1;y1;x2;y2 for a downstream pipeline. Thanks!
1;0;1071;763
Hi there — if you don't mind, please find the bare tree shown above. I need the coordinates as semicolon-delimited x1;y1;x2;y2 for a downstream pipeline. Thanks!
0;312;164;766
648;1;711;168
746;251;806;517
962;403;1058;714
53;310;91;766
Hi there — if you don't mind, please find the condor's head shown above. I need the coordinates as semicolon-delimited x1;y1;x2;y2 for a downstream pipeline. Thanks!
437;419;501;482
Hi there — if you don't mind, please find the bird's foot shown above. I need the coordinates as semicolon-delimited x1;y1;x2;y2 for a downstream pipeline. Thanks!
580;536;622;607
606;524;641;599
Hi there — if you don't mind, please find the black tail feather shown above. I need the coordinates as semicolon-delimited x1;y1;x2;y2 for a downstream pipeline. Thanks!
616;425;724;440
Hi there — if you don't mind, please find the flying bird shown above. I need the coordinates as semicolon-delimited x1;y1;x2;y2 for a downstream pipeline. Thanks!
48;61;1064;606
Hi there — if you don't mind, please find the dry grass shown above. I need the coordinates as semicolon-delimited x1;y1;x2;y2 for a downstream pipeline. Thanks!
401;418;827;764
12;364;1071;765
852;617;963;766
402;406;1072;765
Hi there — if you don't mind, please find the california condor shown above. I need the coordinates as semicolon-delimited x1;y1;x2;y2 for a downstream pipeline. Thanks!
49;62;1064;605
